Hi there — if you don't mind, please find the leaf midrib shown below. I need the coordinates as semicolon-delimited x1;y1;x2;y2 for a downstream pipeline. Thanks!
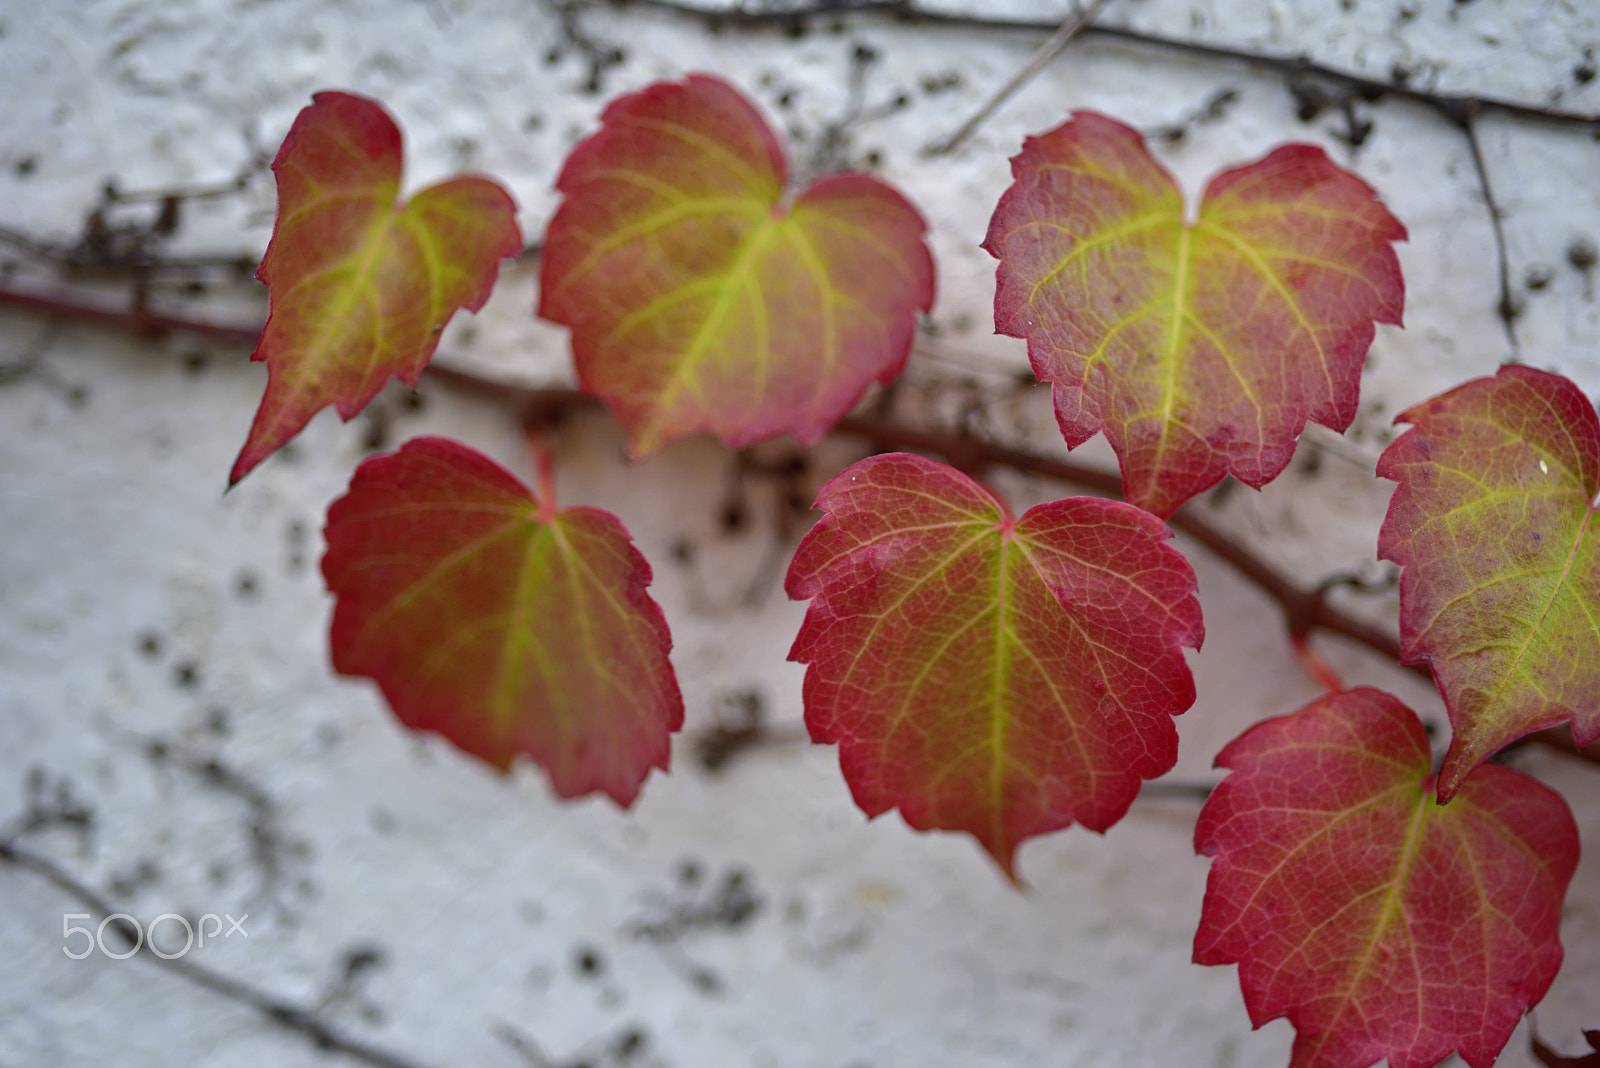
1290;781;1431;1067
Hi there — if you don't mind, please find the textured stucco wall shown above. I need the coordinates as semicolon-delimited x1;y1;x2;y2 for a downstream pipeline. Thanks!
1;2;1598;1066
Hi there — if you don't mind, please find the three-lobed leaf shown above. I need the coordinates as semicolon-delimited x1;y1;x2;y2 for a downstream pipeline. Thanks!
785;453;1203;877
232;91;522;485
538;74;935;458
985;111;1405;517
1194;687;1578;1068
1378;365;1600;799
322;436;682;806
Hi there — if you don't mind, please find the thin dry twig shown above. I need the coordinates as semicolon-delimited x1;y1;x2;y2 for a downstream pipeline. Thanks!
1458;112;1522;357
620;0;1600;130
927;0;1114;155
0;834;440;1068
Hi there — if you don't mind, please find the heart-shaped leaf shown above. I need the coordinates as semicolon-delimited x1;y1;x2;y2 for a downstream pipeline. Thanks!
1194;687;1578;1068
232;92;522;485
1378;365;1600;800
985;111;1405;517
786;453;1203;877
538;74;935;458
322;436;682;806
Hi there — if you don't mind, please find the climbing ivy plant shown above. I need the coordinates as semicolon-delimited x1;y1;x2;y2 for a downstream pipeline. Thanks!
229;77;1591;1068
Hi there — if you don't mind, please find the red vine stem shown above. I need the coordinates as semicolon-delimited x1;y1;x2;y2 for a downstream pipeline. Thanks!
3;280;1596;769
524;426;561;518
1290;632;1345;694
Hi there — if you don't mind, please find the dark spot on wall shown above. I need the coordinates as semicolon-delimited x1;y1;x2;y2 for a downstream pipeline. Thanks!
173;660;200;688
615;1028;646;1059
1567;236;1597;272
1289;80;1330;123
15;155;36;177
574;945;605;978
235;569;259;598
286;519;308;573
362;403;393;451
108;856;161;898
138;630;163;658
204;706;230;736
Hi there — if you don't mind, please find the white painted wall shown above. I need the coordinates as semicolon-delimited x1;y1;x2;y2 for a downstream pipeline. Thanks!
1;2;1597;1066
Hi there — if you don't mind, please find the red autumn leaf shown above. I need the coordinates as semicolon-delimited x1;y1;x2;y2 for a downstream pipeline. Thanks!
1377;365;1600;800
232;92;522;484
984;111;1405;518
538;74;934;459
785;453;1203;877
1194;687;1579;1068
321;436;682;806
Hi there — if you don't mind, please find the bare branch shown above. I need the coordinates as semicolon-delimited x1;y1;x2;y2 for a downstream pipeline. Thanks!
927;0;1114;155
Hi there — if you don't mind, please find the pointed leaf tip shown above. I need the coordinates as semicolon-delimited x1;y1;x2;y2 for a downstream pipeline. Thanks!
322;436;683;806
786;453;1202;876
1378;364;1600;799
231;91;522;483
1195;688;1578;1068
538;74;934;459
985;111;1405;517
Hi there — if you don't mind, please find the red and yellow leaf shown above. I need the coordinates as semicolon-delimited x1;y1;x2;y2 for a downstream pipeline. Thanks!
538;74;934;458
1378;365;1600;800
984;111;1405;517
232;92;522;484
321;436;682;806
1194;687;1578;1068
785;453;1203;877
